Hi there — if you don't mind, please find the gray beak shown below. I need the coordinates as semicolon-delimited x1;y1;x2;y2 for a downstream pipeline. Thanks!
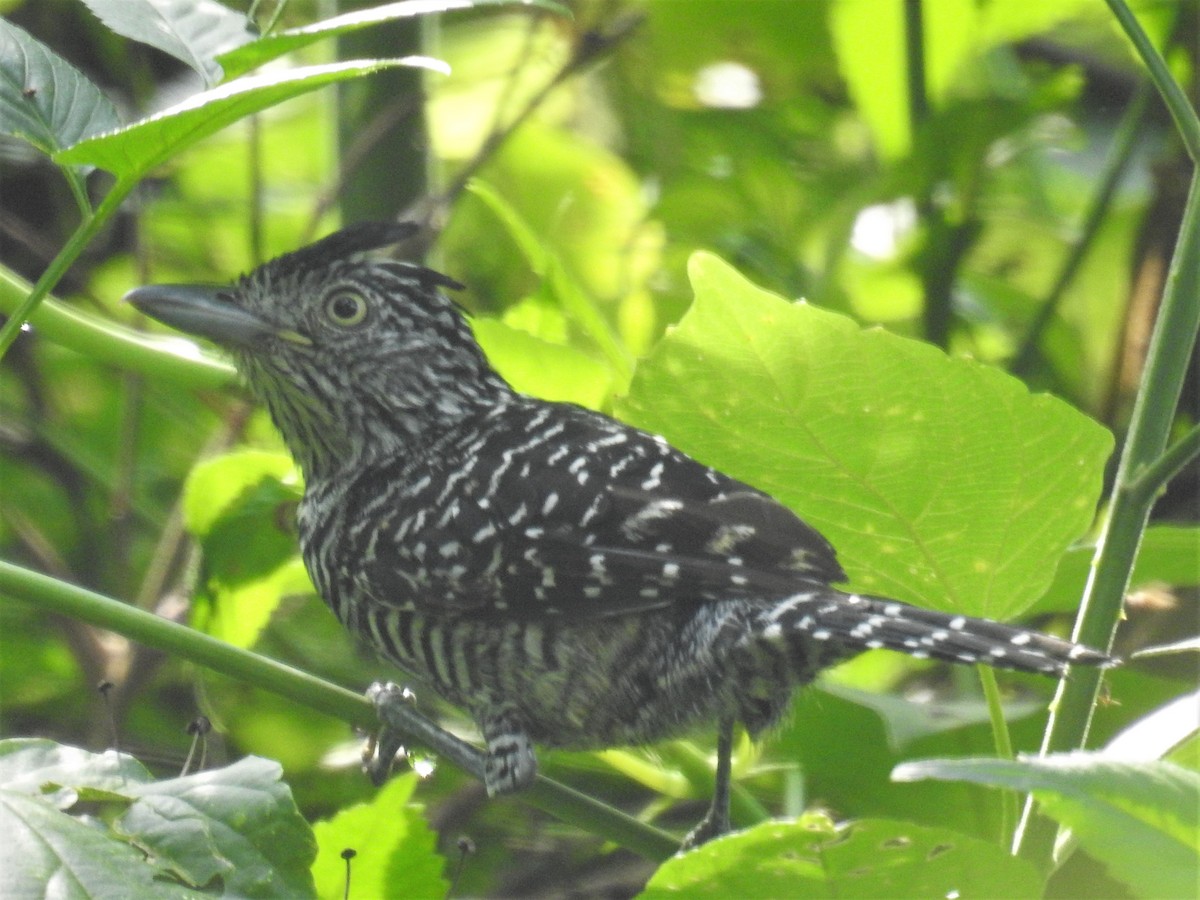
125;284;283;349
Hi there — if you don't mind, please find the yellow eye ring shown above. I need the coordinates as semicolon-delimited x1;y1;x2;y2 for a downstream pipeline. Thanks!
325;290;368;327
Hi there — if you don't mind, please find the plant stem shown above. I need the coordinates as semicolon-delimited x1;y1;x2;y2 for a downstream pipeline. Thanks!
0;266;235;389
977;666;1017;845
0;559;679;861
1014;172;1200;867
1013;0;1200;866
1104;0;1200;163
0;177;133;361
1127;422;1200;506
903;0;928;136
64;166;93;219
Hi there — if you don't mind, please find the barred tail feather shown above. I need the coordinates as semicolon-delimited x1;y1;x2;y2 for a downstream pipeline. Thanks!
759;590;1116;676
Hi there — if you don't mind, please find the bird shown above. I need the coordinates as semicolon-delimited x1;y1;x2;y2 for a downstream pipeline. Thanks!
127;222;1115;846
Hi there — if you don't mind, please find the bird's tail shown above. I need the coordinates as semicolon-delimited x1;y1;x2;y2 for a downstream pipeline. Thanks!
754;589;1116;677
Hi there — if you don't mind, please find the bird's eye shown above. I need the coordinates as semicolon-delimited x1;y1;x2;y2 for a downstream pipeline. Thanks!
324;290;368;327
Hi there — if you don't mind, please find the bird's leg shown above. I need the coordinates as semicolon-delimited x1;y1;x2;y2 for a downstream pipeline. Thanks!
682;716;735;850
479;703;538;796
366;682;487;785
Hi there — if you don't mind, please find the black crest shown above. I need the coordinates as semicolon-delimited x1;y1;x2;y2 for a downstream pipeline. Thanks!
264;221;420;280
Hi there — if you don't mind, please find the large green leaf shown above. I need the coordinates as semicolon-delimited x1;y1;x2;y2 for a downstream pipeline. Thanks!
217;0;567;81
893;753;1200;899
474;317;612;408
0;739;317;898
117;757;318;898
54;58;446;180
0;738;154;797
618;252;1112;619
310;773;448;900
80;0;257;86
638;814;1043;898
0;19;120;155
0;790;183;899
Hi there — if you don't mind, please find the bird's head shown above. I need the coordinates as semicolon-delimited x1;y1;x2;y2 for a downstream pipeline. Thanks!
127;223;510;477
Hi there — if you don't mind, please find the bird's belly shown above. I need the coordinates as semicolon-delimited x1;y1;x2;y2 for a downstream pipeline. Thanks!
349;601;740;748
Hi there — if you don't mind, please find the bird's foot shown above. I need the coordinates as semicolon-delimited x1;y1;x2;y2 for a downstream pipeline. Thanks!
363;681;416;785
364;684;535;797
366;681;492;786
680;804;730;851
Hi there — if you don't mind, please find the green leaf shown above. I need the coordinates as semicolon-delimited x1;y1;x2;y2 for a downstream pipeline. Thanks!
638;814;1043;898
0;740;316;897
893;753;1200;899
199;557;314;650
0;789;183;899
196;472;301;584
0;738;154;796
0;19;120;156
183;450;308;649
311;774;448;900
465;176;636;381
218;0;568;81
1105;690;1200;765
618;252;1112;619
80;0;257;87
829;0;910;158
54;58;446;180
117;756;318;897
473;317;612;408
184;449;298;538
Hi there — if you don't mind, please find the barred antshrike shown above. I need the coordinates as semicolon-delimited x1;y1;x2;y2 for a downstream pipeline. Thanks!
129;223;1113;845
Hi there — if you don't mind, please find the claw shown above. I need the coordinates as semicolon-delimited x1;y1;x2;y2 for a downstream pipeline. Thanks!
365;680;490;784
681;810;728;851
364;682;417;785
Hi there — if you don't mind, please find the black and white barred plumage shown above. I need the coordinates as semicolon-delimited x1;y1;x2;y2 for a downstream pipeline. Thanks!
129;223;1114;838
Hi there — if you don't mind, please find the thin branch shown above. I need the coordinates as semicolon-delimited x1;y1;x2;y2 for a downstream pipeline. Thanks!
442;13;644;214
0;266;235;390
903;0;928;137
976;665;1017;846
1103;0;1200;163
1127;422;1200;506
304;92;422;243
1015;2;1199;864
0;177;136;361
1014;170;1200;865
0;559;679;862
